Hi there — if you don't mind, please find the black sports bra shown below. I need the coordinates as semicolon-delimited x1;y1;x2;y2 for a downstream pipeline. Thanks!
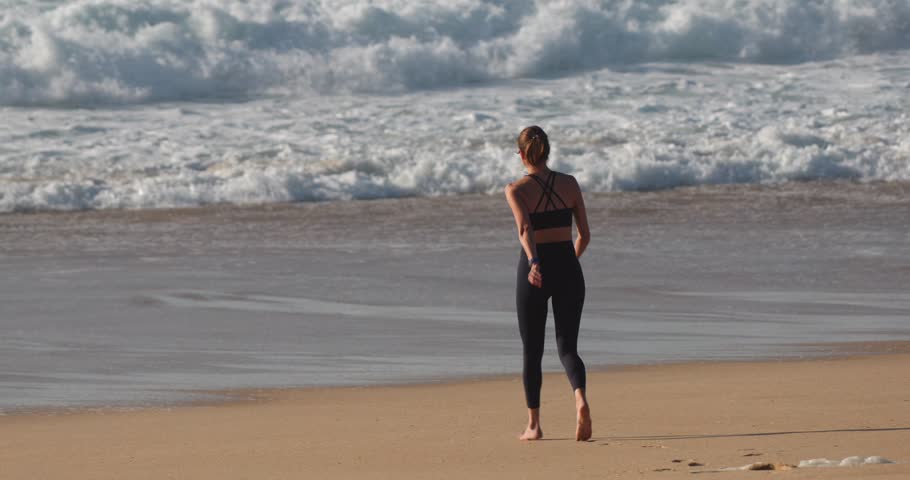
527;172;572;230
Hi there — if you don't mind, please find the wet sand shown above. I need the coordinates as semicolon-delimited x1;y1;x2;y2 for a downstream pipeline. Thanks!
3;181;910;410
3;344;909;479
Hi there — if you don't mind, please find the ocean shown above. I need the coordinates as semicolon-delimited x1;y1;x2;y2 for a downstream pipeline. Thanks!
2;0;910;411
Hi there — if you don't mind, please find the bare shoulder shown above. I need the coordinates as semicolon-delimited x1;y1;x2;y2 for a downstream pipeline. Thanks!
557;171;580;187
504;181;517;199
504;176;532;196
555;171;582;193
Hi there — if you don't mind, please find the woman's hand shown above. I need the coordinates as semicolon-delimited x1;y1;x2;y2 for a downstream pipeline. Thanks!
527;263;543;288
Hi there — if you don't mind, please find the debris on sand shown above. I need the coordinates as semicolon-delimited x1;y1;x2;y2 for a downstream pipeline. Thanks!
746;462;796;471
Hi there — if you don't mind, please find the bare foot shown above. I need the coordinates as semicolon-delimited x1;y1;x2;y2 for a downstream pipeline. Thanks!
519;425;543;441
576;402;592;441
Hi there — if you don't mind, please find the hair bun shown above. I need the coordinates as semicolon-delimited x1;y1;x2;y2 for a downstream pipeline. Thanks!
517;126;550;166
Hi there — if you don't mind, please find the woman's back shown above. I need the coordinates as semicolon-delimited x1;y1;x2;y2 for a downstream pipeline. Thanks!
511;170;580;245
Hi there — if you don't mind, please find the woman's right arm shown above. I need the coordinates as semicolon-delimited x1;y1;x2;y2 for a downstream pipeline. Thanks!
570;177;591;258
505;184;543;288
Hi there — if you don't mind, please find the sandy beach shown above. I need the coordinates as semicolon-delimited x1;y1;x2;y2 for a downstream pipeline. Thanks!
4;2;910;478
4;344;908;479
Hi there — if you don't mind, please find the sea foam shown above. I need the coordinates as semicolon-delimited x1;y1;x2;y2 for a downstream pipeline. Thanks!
2;0;910;105
799;456;896;468
2;1;910;212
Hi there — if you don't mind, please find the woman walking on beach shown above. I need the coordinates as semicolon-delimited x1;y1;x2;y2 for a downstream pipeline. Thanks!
505;126;592;441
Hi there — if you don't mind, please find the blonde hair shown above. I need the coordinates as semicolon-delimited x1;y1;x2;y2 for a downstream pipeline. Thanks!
517;126;550;166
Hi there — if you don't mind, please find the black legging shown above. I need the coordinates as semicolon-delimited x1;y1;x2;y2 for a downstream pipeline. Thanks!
516;240;586;409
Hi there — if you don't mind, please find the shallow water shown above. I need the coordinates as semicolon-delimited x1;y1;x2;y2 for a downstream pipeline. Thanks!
4;0;910;413
2;182;909;411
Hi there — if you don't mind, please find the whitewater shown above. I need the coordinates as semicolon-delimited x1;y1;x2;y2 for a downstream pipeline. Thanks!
2;0;910;212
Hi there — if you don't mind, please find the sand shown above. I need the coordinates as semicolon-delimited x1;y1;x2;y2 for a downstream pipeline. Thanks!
3;348;909;479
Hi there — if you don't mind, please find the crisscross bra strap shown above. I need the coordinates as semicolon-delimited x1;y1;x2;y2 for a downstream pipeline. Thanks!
527;172;568;213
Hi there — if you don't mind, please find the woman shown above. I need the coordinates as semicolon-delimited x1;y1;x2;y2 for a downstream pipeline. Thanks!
504;125;592;441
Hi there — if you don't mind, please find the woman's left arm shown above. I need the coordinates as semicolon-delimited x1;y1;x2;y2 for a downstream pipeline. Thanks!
570;177;591;258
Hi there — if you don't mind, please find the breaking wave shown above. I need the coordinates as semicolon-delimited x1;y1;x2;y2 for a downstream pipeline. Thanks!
3;0;910;105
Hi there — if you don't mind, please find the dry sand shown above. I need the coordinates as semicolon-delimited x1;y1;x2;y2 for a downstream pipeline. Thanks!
3;348;909;479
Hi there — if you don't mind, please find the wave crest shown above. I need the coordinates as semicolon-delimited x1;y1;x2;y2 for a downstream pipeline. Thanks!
2;0;910;105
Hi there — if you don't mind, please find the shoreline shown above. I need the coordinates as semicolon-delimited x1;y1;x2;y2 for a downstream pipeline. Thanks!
3;345;909;479
6;340;909;418
4;181;909;424
2;178;909;219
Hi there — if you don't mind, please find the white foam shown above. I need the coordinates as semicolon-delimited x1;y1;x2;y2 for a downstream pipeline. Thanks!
2;1;910;212
798;456;895;468
721;455;896;471
2;0;910;105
